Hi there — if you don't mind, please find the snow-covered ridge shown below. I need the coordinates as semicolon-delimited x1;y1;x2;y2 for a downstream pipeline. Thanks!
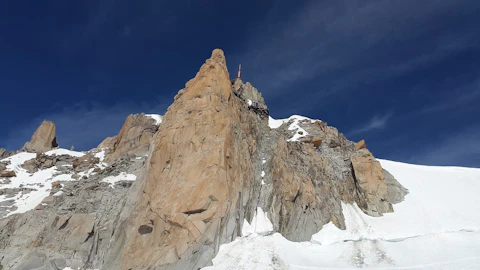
268;115;322;142
204;159;480;269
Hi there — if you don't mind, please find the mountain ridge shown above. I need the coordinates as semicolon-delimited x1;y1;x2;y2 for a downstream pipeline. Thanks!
0;49;412;270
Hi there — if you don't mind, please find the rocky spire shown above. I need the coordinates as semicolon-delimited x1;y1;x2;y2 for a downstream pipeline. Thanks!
119;48;247;269
22;120;58;153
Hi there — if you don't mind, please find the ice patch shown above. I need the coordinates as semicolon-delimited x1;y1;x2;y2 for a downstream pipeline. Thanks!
145;114;162;125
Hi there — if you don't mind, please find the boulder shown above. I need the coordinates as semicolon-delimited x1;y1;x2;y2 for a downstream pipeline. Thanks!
298;136;322;148
51;181;61;188
312;136;322;148
355;139;367;150
0;171;16;178
72;154;99;173
23;120;58;153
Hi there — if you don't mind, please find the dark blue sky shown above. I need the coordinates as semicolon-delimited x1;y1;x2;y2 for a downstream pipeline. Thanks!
1;0;479;167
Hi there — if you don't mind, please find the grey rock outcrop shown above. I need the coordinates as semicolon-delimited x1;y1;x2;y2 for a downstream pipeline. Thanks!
0;151;149;270
22;120;58;153
0;149;14;159
21;153;77;174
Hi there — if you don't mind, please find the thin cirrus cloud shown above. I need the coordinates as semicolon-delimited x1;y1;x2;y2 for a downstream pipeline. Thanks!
348;112;393;136
411;125;480;167
420;78;480;114
232;0;479;105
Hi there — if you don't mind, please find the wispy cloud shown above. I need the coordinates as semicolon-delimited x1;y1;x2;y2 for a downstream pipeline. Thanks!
1;98;170;151
420;78;480;114
233;0;479;105
411;125;480;167
348;112;393;135
61;0;176;51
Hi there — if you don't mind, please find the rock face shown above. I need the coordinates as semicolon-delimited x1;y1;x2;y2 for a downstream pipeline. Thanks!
356;139;366;150
114;49;407;268
22;120;58;153
119;49;255;269
0;147;148;270
0;149;14;159
0;49;407;270
351;148;406;216
100;114;160;162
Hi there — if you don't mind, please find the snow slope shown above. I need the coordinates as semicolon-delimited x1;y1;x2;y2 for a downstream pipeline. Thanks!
0;150;85;217
0;148;109;217
204;160;480;270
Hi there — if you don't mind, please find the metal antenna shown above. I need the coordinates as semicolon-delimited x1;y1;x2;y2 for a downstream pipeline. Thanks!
237;64;242;79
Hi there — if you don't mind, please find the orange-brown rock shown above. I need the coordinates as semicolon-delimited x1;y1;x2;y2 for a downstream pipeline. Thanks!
312;136;322;148
120;49;258;269
298;136;322;148
0;171;16;177
23;120;58;153
97;136;117;150
351;148;392;216
102;114;160;162
355;139;367;150
51;181;61;188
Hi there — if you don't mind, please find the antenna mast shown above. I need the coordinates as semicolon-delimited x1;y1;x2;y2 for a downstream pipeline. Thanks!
237;64;242;79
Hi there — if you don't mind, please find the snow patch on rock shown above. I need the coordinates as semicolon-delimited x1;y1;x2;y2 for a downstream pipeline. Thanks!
268;115;321;141
145;114;163;125
101;172;137;188
45;149;85;157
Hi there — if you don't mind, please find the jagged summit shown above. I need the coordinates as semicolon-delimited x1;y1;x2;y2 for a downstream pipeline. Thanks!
0;49;414;270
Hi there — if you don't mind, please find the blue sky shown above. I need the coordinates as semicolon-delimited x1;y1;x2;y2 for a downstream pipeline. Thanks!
1;0;479;167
